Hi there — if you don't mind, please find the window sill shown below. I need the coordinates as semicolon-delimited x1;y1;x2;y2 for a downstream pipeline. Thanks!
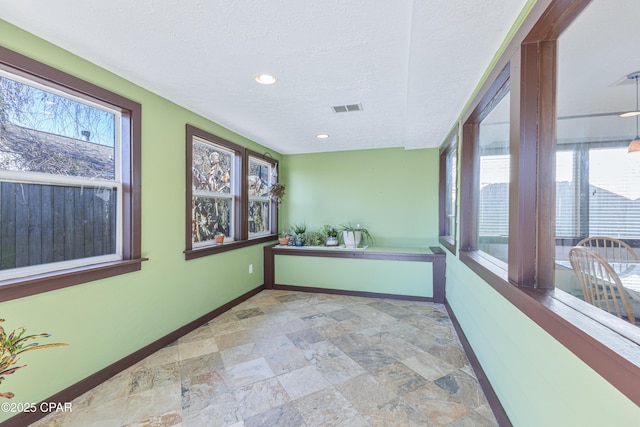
185;235;277;260
459;249;509;284
458;249;640;406
439;236;457;255
0;258;146;303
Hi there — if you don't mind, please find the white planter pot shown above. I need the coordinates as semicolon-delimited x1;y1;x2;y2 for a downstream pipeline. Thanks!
342;231;361;248
325;236;339;246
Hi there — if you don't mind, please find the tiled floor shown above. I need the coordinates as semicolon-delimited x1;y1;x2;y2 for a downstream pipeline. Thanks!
34;290;498;426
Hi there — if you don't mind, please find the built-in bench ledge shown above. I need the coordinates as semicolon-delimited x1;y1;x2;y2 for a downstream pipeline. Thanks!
263;245;446;303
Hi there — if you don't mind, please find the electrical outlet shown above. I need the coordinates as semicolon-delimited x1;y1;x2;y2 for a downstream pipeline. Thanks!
249;264;253;274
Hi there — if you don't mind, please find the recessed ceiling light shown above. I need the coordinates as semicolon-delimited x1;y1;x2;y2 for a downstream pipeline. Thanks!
255;74;276;85
316;134;330;139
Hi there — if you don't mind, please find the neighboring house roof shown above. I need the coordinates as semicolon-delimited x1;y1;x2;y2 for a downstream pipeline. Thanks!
0;123;114;179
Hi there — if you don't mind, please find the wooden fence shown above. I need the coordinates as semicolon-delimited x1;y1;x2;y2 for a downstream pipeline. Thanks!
0;181;116;270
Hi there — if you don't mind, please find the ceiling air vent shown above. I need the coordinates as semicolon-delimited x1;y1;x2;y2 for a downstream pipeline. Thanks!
332;103;363;113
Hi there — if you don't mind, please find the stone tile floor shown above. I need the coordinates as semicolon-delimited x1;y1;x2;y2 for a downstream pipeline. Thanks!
33;290;498;426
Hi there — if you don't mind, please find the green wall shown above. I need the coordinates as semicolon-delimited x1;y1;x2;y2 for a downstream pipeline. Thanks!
0;20;278;421
280;148;439;248
446;256;640;426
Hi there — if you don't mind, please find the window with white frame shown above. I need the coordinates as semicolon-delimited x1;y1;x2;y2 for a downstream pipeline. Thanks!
248;156;273;237
185;125;278;259
191;137;236;246
0;69;127;281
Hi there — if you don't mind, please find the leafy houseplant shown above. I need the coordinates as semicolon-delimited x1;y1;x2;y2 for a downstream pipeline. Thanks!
269;182;286;207
0;319;68;399
319;225;339;246
303;231;324;247
290;222;307;246
339;223;373;248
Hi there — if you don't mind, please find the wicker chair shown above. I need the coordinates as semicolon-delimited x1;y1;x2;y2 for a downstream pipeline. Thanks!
576;236;638;276
569;246;639;325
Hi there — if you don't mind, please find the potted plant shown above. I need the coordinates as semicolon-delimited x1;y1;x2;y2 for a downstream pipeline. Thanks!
339;223;373;248
303;231;324;247
319;224;339;246
215;233;225;244
290;222;307;246
278;231;291;246
269;182;286;207
0;320;67;399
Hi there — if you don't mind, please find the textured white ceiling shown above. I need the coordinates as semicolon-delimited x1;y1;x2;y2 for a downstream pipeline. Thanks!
0;0;529;154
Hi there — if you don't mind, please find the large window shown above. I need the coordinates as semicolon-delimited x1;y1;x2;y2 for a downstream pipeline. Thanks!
478;92;510;263
460;66;511;270
439;127;458;253
248;155;275;237
191;137;237;245
553;0;640;325
185;125;278;259
0;46;141;301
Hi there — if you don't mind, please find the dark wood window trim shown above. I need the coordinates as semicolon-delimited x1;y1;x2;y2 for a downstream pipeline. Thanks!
185;125;277;260
457;0;640;406
0;46;142;303
439;125;458;254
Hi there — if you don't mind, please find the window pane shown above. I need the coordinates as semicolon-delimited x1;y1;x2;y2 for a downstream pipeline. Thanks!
192;196;231;244
555;0;640;326
0;66;128;282
192;139;232;194
589;147;640;239
478;92;510;262
441;144;458;240
249;200;270;235
248;156;273;237
0;74;116;180
0;182;117;271
248;157;271;198
447;147;457;236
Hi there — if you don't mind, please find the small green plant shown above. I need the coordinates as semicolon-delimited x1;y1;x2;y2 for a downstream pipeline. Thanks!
290;222;307;235
339;223;373;245
303;231;324;246
319;224;338;238
0;320;68;399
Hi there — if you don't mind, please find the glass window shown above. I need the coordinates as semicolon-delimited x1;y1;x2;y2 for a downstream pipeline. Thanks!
555;0;640;326
0;49;141;295
248;156;273;237
446;148;457;238
185;126;278;258
555;150;578;239
439;129;458;253
478;91;510;263
192;138;235;245
588;147;640;239
1;71;122;280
